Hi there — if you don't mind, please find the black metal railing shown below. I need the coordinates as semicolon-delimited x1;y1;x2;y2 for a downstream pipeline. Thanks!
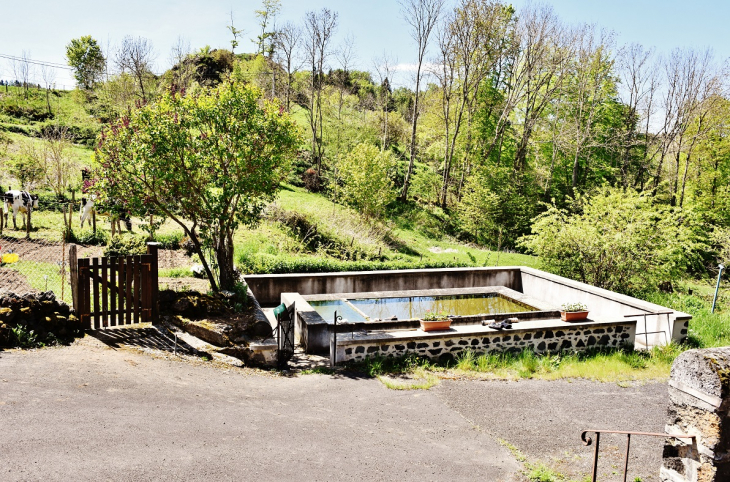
581;429;695;482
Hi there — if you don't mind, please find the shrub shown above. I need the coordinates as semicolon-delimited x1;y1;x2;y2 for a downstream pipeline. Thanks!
104;234;147;257
155;232;184;250
519;187;707;295
68;229;109;246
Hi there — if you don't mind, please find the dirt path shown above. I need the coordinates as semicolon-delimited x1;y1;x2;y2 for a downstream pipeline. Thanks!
0;339;519;481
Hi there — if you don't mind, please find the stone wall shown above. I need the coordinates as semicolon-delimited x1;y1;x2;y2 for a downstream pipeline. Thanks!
332;320;637;365
661;347;730;481
0;291;81;347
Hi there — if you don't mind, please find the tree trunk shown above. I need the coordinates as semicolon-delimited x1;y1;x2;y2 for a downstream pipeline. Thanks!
401;74;422;201
216;231;237;291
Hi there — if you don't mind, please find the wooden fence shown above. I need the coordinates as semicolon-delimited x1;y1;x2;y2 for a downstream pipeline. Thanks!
70;243;159;330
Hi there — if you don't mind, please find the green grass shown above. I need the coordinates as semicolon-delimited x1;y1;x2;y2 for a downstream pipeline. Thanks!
640;280;730;349
7;260;72;303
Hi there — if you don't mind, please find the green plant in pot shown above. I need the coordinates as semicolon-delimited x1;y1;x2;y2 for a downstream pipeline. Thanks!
560;302;589;322
420;310;452;332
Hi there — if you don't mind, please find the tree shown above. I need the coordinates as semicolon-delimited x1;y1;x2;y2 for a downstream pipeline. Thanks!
12;51;33;98
95;80;302;291
275;21;302;112
399;0;445;201
304;8;339;177
65;36;106;90
39;126;78;197
336;143;396;220
115;36;156;102
254;0;281;57
228;10;244;54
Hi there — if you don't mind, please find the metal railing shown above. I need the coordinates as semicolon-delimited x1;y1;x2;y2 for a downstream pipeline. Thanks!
581;429;695;482
624;311;674;348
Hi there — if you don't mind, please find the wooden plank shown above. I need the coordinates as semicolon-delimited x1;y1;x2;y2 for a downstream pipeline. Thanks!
109;258;116;327
92;258;100;329
143;262;150;322
101;258;108;328
118;257;125;326
133;255;141;324
126;256;133;325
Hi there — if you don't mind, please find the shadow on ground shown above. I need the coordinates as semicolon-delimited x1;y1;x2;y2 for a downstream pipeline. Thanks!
87;325;204;358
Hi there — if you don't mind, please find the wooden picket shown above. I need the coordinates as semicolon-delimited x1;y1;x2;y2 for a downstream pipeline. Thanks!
71;243;159;330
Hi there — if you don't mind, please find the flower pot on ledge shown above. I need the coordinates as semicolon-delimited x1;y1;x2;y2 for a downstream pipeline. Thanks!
561;311;589;322
420;319;453;332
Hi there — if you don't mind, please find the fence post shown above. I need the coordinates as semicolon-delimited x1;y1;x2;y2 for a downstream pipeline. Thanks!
69;244;78;312
25;206;31;239
92;209;96;234
147;242;160;323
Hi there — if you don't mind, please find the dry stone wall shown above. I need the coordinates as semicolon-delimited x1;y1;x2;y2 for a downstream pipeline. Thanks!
334;321;637;364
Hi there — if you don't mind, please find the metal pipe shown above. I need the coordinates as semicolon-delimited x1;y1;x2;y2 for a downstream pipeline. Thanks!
712;264;725;314
623;433;631;482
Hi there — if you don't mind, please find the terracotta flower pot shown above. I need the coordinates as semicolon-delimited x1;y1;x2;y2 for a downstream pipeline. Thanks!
420;319;452;332
561;311;589;322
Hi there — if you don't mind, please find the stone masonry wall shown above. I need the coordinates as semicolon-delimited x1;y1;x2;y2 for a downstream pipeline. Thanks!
335;321;636;364
661;348;730;481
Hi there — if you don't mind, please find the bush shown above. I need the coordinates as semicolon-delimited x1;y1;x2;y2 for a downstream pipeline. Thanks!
104;234;147;257
68;228;109;246
519;187;707;295
155;232;184;250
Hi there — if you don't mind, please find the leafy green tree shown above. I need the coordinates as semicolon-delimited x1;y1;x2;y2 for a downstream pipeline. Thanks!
95;80;302;290
336;143;396;220
457;170;501;246
519;187;706;294
65;36;106;90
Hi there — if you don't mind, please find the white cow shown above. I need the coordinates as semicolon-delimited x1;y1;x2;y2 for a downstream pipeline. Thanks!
80;195;133;236
3;190;39;230
79;195;97;227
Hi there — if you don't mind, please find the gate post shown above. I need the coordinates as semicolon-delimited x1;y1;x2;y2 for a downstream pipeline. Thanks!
69;244;78;311
147;242;160;323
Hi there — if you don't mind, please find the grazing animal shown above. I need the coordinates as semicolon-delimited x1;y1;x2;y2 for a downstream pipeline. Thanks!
80;195;132;235
3;190;39;230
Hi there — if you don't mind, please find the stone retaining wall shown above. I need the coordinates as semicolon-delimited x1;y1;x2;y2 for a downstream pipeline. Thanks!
0;291;81;347
332;320;637;365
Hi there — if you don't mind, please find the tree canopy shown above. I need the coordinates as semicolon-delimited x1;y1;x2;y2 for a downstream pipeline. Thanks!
65;36;106;90
94;80;302;290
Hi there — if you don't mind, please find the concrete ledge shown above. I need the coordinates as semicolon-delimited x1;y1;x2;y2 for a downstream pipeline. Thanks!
246;267;524;306
331;319;637;365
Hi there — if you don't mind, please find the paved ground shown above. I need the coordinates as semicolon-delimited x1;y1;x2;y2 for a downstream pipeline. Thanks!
436;379;668;481
0;339;518;481
0;336;670;481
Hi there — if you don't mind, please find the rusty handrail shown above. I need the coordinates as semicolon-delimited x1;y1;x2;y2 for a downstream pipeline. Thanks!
581;429;695;482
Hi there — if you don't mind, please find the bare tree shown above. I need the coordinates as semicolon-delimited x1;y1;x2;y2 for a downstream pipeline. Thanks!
373;52;398;151
303;8;339;176
616;43;659;189
168;36;194;90
651;48;716;203
40;126;77;197
275;21;302;112
40;65;56;115
399;0;445;201
12;51;33;99
115;36;156;102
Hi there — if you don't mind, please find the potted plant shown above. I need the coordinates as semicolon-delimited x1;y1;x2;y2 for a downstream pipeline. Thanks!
420;310;452;332
560;302;589;322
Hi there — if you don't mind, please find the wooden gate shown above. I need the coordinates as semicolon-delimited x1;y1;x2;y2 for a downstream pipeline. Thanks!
70;244;159;330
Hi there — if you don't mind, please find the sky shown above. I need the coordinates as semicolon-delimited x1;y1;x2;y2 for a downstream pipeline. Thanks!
1;0;729;89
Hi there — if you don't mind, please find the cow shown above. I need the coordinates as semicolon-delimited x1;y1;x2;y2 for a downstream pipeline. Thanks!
80;195;132;236
3;190;39;230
